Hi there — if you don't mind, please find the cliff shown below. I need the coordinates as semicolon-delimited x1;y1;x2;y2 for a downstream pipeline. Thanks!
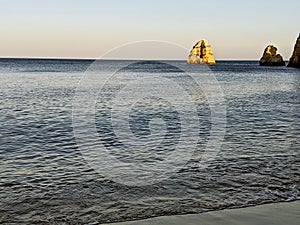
287;34;300;68
259;45;285;66
187;40;216;65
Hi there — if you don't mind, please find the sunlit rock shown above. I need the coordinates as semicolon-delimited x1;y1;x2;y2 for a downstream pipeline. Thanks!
259;45;285;66
187;40;216;65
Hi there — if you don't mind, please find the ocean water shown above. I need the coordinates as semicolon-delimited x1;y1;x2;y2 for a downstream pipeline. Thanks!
0;58;299;224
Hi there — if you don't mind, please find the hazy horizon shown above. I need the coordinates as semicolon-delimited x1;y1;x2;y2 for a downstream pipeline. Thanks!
0;0;299;60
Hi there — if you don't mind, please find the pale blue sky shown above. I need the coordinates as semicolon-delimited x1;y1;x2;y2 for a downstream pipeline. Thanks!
0;0;299;59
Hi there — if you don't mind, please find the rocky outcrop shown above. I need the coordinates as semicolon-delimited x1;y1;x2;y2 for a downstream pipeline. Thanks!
259;45;285;66
187;40;216;65
287;34;300;68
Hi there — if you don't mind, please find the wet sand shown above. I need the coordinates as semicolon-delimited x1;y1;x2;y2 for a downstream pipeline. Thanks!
101;201;300;225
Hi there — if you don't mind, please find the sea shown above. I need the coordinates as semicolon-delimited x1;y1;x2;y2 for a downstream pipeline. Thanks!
0;58;299;224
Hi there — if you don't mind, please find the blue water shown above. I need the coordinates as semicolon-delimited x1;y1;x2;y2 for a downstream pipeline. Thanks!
0;59;299;224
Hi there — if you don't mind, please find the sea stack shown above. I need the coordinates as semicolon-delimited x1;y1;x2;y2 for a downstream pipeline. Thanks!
187;40;216;65
287;34;300;68
259;45;285;66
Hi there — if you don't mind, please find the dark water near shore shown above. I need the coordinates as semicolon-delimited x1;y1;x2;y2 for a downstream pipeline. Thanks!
0;59;299;224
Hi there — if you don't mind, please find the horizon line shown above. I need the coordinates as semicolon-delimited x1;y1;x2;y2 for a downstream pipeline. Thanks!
0;56;271;61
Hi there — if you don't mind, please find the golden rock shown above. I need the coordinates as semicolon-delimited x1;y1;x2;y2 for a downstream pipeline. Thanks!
259;45;285;66
187;40;216;65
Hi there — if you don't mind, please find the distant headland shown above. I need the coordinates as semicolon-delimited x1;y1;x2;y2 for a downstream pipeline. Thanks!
287;33;300;68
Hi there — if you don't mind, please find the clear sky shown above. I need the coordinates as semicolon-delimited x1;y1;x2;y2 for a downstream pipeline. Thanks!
0;0;299;60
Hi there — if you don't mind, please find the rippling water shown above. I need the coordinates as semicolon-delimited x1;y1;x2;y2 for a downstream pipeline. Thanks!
0;59;299;224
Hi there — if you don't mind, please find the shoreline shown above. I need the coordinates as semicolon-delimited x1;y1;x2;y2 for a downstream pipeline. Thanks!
99;200;300;225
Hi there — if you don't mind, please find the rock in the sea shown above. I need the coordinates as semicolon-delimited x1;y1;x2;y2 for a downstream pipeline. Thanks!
187;40;216;65
259;45;285;66
287;33;300;68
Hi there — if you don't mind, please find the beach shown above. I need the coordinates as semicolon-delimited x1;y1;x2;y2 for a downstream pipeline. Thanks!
103;201;300;225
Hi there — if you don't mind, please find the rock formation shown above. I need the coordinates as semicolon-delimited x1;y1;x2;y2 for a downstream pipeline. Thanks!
259;45;285;66
287;34;300;68
187;40;216;65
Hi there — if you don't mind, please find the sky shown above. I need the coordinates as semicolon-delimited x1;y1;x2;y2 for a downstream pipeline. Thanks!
0;0;299;60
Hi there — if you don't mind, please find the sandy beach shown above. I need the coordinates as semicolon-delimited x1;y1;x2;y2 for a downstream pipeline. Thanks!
102;201;300;225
